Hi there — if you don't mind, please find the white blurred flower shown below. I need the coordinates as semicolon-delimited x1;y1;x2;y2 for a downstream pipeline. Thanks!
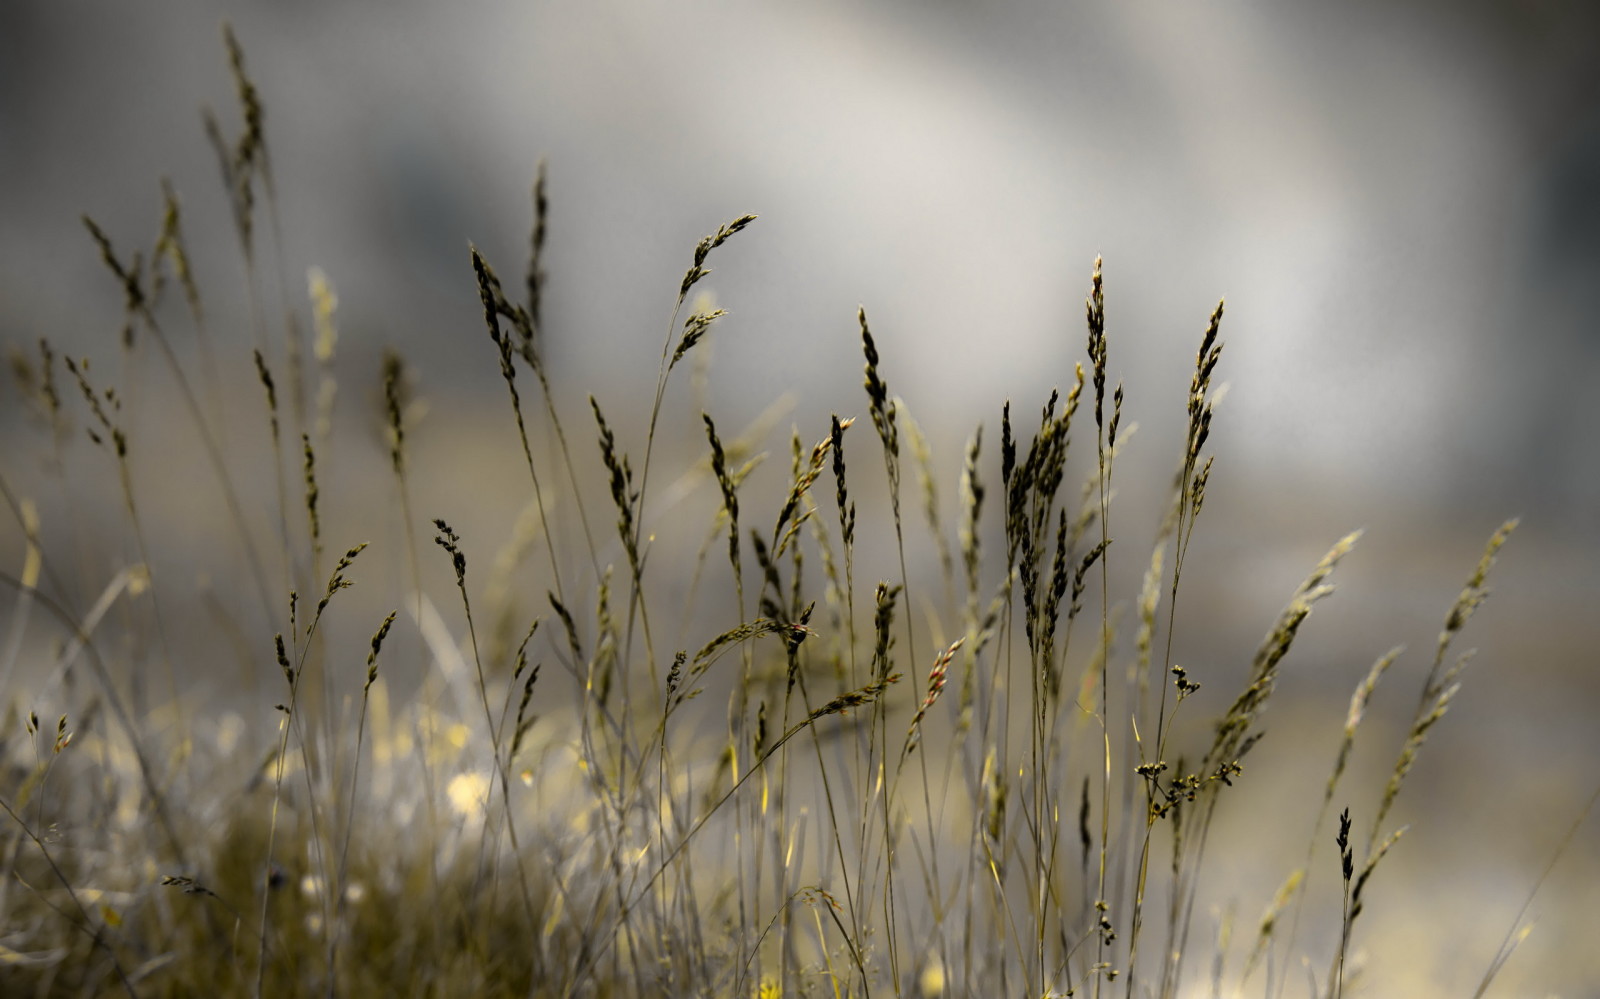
446;770;490;820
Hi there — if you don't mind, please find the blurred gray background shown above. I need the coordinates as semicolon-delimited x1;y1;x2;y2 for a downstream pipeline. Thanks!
5;1;1600;513
3;1;1598;994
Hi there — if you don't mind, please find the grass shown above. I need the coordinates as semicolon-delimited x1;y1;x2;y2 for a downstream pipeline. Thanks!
0;24;1591;999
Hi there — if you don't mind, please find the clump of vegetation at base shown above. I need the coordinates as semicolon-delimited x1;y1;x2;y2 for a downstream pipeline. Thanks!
1;23;1583;999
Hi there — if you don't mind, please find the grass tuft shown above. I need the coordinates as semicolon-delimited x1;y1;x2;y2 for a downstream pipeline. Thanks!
0;28;1565;999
